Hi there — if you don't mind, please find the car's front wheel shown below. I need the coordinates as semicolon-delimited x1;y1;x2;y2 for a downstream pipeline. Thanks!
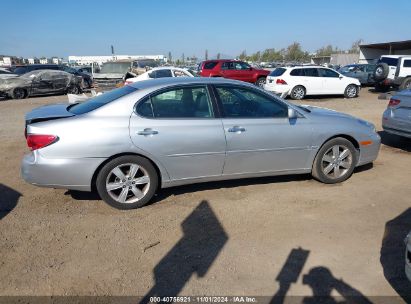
312;137;358;184
96;155;158;209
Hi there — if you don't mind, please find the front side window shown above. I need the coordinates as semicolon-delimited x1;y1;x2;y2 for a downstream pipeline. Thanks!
318;68;339;78
403;60;411;68
137;86;214;118
234;61;251;70
215;85;287;118
221;62;235;70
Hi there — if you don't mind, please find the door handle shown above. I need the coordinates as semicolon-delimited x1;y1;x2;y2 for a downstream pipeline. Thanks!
137;128;158;136
228;126;246;133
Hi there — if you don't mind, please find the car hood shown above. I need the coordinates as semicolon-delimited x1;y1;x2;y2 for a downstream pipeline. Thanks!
25;103;74;123
93;73;124;79
301;105;354;119
0;77;31;90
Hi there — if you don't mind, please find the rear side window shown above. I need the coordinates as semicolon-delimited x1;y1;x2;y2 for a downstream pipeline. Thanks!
137;86;214;118
403;60;411;68
290;68;303;76
68;85;137;115
151;69;173;78
203;61;218;69
269;68;286;77
380;57;399;67
303;68;319;77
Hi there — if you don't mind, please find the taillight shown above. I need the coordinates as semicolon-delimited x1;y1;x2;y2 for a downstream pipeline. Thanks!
388;98;400;108
26;134;58;151
276;79;287;85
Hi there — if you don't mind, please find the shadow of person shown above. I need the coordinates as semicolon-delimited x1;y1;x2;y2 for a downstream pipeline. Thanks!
380;208;411;302
302;267;372;304
270;248;310;304
140;200;228;303
378;131;411;152
0;184;22;220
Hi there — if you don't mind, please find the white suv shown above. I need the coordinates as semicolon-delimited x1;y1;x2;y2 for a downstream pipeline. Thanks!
374;55;411;91
264;66;361;100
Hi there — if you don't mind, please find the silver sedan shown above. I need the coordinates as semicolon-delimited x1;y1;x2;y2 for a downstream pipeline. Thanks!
382;89;411;139
22;78;381;209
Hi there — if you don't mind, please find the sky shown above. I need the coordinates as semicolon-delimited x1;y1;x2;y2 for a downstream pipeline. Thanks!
1;0;411;59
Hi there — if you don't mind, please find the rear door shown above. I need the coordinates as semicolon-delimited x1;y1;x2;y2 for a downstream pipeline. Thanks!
300;68;323;94
213;84;313;175
318;68;346;94
129;85;226;180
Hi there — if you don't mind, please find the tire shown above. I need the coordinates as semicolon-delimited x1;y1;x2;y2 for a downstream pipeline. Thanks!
290;85;306;100
67;86;80;95
96;155;158;209
12;88;27;99
312;137;358;184
399;77;411;91
255;77;266;88
374;63;389;81
344;84;358;98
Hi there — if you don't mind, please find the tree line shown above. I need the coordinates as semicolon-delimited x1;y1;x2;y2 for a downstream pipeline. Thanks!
238;39;363;62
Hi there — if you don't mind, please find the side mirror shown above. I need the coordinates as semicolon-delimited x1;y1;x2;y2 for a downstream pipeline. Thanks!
288;107;298;119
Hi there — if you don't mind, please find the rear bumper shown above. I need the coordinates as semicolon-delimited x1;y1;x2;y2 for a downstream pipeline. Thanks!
382;109;411;139
357;132;381;166
21;151;105;191
263;83;290;95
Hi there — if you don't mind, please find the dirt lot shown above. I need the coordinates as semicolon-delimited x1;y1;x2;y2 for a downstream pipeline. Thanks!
0;89;411;302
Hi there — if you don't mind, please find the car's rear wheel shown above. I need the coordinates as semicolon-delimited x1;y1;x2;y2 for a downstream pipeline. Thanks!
96;155;158;209
67;86;80;95
12;88;27;99
255;77;266;88
344;84;358;98
290;85;306;100
312;137;358;184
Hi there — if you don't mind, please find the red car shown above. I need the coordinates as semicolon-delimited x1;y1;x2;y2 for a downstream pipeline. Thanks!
198;60;270;87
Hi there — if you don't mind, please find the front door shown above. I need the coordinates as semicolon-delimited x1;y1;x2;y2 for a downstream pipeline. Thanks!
129;85;226;180
318;68;346;94
213;84;313;175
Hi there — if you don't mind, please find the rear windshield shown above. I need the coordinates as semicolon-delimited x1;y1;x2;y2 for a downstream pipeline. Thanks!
380;57;399;67
203;61;218;69
68;85;137;115
269;68;286;77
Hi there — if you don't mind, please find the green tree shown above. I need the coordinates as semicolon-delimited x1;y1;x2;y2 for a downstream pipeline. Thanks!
239;50;247;61
285;42;305;61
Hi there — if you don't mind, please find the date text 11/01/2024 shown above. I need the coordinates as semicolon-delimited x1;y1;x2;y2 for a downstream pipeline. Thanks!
149;296;257;303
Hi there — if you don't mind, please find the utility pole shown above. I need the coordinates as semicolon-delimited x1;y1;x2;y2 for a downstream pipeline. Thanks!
205;49;208;60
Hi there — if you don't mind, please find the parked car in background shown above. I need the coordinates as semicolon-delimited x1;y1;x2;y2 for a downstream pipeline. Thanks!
198;59;270;87
373;55;411;91
129;59;160;77
382;90;411;139
339;64;376;86
264;66;361;99
21;77;380;209
0;70;82;99
405;232;411;282
59;65;93;88
72;66;92;75
11;64;93;88
0;67;18;79
124;67;195;85
93;60;133;90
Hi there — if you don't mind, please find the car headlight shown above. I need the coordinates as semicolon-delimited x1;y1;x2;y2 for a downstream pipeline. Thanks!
358;119;376;133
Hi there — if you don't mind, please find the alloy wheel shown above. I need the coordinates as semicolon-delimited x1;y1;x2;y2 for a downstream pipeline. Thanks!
105;163;150;204
292;87;305;99
321;145;353;179
346;85;357;98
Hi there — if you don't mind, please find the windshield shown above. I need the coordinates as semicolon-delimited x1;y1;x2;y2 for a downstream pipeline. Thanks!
68;85;137;115
21;70;41;78
339;65;355;73
135;60;159;68
100;62;131;74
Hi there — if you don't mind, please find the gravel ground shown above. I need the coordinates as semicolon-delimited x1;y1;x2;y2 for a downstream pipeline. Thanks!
0;89;410;302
